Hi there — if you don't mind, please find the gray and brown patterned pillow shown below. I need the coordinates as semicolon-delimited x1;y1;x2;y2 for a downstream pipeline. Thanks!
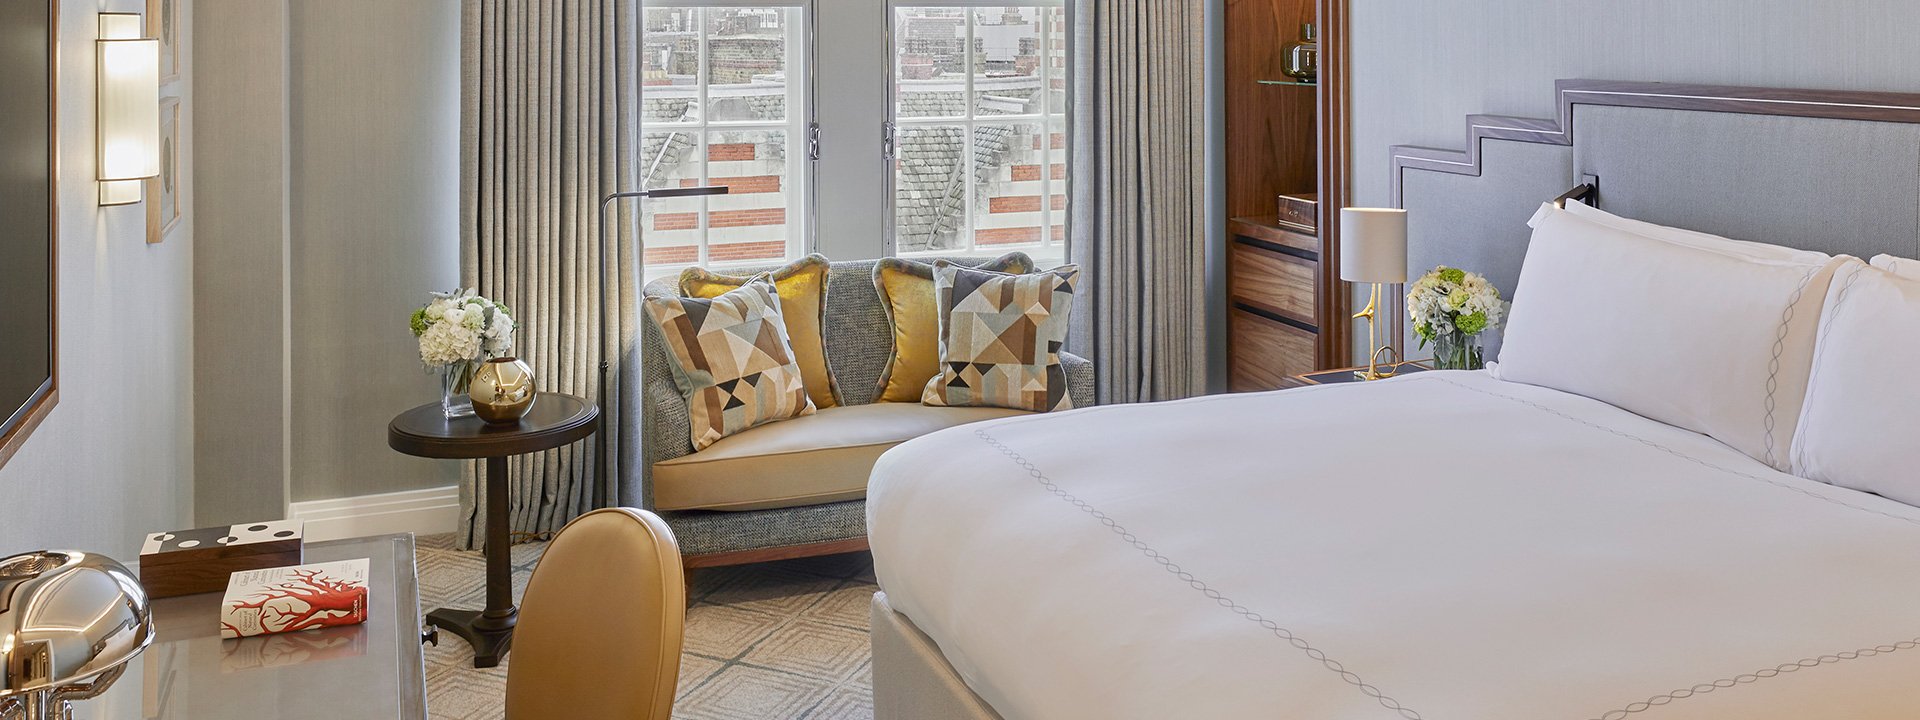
644;279;815;450
922;260;1079;412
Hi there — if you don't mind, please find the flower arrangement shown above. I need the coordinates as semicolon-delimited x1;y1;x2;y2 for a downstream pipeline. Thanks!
410;289;516;416
1406;266;1507;370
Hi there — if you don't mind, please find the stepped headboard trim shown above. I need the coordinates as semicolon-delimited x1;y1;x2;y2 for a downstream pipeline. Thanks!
1389;79;1920;206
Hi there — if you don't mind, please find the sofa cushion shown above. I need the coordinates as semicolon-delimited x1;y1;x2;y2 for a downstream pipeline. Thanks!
872;252;1034;403
652;403;1026;511
643;279;815;451
923;260;1079;412
681;254;841;409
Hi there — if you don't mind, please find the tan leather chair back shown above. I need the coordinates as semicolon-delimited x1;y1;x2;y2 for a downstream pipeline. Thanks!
505;508;685;720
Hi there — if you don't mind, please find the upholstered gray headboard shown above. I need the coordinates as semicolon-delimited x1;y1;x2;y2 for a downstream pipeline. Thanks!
1390;79;1920;350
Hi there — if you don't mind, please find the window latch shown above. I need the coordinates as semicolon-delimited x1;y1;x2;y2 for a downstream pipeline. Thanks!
882;121;897;160
808;122;821;161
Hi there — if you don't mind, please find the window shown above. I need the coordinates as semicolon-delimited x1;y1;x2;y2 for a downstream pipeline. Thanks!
639;5;809;275
636;2;1070;274
889;4;1068;263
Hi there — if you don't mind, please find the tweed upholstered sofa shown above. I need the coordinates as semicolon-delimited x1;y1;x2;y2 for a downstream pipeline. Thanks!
638;256;1094;568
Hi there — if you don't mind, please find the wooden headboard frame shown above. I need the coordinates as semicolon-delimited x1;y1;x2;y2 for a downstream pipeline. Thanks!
1389;79;1920;207
1379;78;1920;353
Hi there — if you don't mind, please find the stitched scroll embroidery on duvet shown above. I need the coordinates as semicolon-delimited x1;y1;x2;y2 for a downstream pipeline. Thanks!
972;428;1425;720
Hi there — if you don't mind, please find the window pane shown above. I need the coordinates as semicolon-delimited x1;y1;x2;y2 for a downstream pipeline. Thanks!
705;129;792;264
894;125;967;253
1044;6;1066;114
642;8;700;123
971;8;1042;116
640;130;705;266
892;4;1069;259
895;8;967;119
640;5;807;276
970;122;1049;249
1046;116;1068;256
706;8;789;122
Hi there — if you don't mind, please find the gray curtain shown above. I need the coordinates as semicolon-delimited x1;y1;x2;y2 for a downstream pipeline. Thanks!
458;0;640;547
1069;0;1210;403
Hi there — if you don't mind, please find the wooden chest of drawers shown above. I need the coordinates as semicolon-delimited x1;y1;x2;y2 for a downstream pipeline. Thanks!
1227;193;1341;391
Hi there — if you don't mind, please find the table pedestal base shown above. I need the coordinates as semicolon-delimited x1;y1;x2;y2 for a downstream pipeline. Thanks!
427;607;517;668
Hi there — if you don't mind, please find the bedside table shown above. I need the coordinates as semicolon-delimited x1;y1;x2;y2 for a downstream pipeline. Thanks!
1276;361;1432;389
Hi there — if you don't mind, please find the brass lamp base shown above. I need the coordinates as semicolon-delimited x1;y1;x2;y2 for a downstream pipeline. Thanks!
1352;283;1401;382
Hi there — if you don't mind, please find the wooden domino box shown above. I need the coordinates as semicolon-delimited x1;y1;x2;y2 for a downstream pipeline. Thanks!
138;520;305;598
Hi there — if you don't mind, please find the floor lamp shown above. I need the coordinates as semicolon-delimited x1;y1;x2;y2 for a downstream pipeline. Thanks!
596;185;729;509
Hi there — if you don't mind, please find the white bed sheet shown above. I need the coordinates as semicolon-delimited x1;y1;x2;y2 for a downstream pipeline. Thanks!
867;371;1920;720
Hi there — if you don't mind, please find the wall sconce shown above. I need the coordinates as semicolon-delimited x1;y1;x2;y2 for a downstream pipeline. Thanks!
96;13;159;206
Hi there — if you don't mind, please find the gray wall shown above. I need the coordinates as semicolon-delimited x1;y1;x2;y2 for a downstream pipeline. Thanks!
0;0;195;560
1350;1;1920;210
193;0;290;525
287;0;462;503
195;0;460;523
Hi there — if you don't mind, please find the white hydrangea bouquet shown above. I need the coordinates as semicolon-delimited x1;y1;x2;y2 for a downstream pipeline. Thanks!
409;289;516;417
1406;266;1507;370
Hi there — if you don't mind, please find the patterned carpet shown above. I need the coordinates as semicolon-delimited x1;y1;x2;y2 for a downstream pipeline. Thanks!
415;534;878;719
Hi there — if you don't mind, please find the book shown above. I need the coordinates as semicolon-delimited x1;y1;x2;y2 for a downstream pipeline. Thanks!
219;558;370;639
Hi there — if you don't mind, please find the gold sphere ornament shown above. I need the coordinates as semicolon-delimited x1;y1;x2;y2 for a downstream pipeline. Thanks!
469;357;537;424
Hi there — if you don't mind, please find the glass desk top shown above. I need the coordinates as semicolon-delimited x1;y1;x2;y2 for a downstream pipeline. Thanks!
133;534;427;720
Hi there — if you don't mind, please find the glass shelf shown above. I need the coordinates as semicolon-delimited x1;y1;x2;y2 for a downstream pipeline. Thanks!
1257;79;1318;87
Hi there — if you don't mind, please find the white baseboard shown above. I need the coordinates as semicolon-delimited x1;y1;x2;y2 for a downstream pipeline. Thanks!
289;486;462;543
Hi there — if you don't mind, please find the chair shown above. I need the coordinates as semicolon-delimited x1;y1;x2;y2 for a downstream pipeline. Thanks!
505;508;685;720
637;256;1096;571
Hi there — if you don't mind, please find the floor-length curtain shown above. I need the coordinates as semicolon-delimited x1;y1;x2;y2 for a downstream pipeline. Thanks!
458;0;640;547
1069;0;1210;403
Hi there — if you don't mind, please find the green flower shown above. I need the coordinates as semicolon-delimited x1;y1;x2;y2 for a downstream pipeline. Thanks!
1438;267;1466;284
1456;311;1488;336
409;308;430;337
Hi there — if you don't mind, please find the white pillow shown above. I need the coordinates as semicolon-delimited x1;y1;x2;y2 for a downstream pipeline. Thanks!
1561;200;1821;262
1494;203;1853;470
1870;253;1920;279
1791;263;1920;506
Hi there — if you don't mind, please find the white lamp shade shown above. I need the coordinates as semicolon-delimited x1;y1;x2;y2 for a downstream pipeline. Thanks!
97;14;159;205
1339;208;1408;284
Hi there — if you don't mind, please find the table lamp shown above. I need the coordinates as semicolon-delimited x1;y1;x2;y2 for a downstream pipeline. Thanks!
1340;208;1408;381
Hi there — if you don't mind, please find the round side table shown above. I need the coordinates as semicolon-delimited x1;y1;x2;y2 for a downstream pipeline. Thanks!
388;392;598;668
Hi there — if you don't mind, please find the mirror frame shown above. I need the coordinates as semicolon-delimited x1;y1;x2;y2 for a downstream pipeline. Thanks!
0;0;60;470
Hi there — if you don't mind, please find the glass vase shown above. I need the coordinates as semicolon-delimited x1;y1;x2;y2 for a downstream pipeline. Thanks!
1431;332;1485;371
441;361;477;418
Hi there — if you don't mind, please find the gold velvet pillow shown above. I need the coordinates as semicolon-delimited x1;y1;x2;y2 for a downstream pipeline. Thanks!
680;254;839;409
872;252;1034;403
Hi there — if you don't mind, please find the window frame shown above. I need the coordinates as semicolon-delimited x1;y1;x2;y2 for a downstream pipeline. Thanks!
883;0;1073;263
638;0;818;279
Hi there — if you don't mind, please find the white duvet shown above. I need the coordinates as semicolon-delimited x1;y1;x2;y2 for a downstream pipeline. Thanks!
868;372;1920;720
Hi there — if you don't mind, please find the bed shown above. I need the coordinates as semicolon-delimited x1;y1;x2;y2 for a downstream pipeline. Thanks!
865;80;1920;719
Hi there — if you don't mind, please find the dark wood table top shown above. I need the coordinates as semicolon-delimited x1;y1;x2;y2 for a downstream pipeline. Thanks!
387;392;598;459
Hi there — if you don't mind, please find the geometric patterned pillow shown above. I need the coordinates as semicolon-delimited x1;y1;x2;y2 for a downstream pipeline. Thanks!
643;279;815;450
679;254;840;409
921;261;1079;413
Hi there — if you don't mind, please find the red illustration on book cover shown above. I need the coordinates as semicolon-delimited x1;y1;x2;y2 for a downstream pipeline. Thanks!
219;558;370;639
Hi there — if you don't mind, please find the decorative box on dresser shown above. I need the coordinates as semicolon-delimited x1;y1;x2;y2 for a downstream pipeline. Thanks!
1228;194;1336;392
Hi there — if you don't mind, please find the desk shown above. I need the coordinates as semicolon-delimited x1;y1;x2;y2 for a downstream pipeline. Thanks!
142;534;426;719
